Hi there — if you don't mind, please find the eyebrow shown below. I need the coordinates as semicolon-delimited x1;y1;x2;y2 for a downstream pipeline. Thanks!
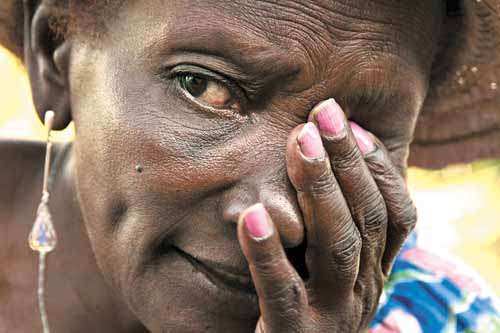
143;26;302;93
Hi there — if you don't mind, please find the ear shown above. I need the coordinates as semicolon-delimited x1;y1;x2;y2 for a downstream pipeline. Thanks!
24;0;72;130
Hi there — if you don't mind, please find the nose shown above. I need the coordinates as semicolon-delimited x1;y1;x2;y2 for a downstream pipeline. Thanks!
220;170;305;248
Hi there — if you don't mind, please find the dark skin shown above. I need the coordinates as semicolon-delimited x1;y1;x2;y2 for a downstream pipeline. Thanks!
0;0;444;332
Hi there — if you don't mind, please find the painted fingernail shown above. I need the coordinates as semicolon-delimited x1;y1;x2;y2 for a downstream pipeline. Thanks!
243;203;273;240
350;121;376;155
313;98;346;137
297;122;324;159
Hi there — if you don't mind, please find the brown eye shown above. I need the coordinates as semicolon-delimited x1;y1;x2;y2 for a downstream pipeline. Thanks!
178;74;238;110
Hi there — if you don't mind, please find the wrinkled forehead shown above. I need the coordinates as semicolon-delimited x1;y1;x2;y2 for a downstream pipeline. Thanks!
105;0;443;91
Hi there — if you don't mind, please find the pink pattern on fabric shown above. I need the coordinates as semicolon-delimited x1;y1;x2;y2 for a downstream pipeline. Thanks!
370;309;422;333
402;248;483;295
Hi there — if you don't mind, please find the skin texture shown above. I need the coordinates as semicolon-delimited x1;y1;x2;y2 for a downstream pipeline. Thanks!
0;0;444;332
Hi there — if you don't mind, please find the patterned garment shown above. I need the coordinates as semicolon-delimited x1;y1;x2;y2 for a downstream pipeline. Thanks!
370;233;500;333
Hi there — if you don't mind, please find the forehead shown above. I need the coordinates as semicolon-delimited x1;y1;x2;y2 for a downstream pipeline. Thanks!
120;1;441;51
103;0;442;95
112;0;442;86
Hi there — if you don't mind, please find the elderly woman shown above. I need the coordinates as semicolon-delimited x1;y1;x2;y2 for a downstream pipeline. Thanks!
1;0;499;332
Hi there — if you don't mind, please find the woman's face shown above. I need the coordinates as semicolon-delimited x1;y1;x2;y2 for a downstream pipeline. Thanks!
67;0;442;331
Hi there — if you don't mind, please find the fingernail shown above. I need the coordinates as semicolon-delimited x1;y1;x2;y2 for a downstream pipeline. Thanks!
243;204;273;240
297;122;324;159
313;98;345;137
349;121;376;155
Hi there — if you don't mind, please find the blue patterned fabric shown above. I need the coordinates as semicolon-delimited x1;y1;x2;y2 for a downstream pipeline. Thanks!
370;233;500;332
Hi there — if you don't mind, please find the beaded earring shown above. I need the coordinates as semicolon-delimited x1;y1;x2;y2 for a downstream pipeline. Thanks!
28;111;57;333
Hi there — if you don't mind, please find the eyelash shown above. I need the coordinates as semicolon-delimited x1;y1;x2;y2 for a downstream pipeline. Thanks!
160;65;248;112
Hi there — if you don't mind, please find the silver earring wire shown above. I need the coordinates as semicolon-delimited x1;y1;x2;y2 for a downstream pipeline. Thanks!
28;111;58;333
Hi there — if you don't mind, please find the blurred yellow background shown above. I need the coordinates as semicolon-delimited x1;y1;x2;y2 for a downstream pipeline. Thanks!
1;46;499;295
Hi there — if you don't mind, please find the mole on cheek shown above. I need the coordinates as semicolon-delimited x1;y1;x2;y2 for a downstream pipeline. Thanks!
135;164;144;173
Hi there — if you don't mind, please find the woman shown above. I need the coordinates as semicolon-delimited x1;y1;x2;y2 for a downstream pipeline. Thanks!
0;0;499;332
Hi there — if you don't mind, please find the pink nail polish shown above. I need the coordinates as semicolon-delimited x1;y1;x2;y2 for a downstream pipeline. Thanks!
350;121;376;155
297;123;324;159
314;98;345;137
243;204;272;239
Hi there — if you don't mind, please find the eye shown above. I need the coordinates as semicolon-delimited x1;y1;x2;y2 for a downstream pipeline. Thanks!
177;74;240;111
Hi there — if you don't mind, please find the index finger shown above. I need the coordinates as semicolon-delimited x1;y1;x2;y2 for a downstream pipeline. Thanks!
237;203;308;332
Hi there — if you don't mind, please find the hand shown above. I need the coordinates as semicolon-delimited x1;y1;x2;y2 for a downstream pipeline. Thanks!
237;99;417;332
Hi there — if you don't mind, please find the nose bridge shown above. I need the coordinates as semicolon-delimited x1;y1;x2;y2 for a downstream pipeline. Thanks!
221;163;305;248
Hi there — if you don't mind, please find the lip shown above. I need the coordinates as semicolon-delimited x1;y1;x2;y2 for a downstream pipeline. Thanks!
173;246;256;295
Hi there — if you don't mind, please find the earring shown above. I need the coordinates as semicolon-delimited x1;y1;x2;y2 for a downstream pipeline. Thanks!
28;111;57;333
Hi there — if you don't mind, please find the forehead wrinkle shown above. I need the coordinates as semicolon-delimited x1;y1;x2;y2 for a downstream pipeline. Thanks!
142;13;302;83
133;0;439;103
229;0;439;88
234;0;407;50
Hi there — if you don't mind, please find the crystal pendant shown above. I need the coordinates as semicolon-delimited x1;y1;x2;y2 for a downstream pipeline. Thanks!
29;195;57;253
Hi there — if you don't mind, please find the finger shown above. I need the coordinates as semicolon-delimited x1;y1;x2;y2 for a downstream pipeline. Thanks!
306;100;388;317
352;125;418;276
309;99;388;257
237;203;308;332
286;122;361;300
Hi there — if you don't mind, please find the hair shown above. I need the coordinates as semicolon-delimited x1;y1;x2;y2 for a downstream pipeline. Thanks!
0;0;125;59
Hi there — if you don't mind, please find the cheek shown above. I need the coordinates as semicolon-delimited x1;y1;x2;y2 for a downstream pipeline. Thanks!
69;61;300;297
69;52;289;229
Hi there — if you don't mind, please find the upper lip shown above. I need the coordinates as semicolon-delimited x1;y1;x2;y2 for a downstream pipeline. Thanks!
173;246;256;295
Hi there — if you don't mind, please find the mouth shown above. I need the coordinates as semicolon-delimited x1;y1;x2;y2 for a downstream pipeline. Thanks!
172;246;256;295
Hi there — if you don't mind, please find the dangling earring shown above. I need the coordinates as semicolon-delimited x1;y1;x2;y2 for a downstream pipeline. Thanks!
28;111;57;333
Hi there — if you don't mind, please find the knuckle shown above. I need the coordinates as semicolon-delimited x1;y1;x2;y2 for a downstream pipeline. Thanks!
393;199;417;235
365;150;387;174
361;193;387;235
252;253;283;277
328;225;362;274
369;154;400;186
354;280;378;312
262;277;307;311
308;166;338;198
330;144;361;171
354;259;385;322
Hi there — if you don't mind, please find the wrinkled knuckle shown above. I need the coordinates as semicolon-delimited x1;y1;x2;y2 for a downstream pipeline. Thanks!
395;200;417;235
406;201;418;223
362;194;387;235
366;154;386;174
265;277;306;309
330;145;360;171
355;275;383;324
308;167;338;198
370;155;398;182
252;254;282;278
329;225;361;273
365;149;393;167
